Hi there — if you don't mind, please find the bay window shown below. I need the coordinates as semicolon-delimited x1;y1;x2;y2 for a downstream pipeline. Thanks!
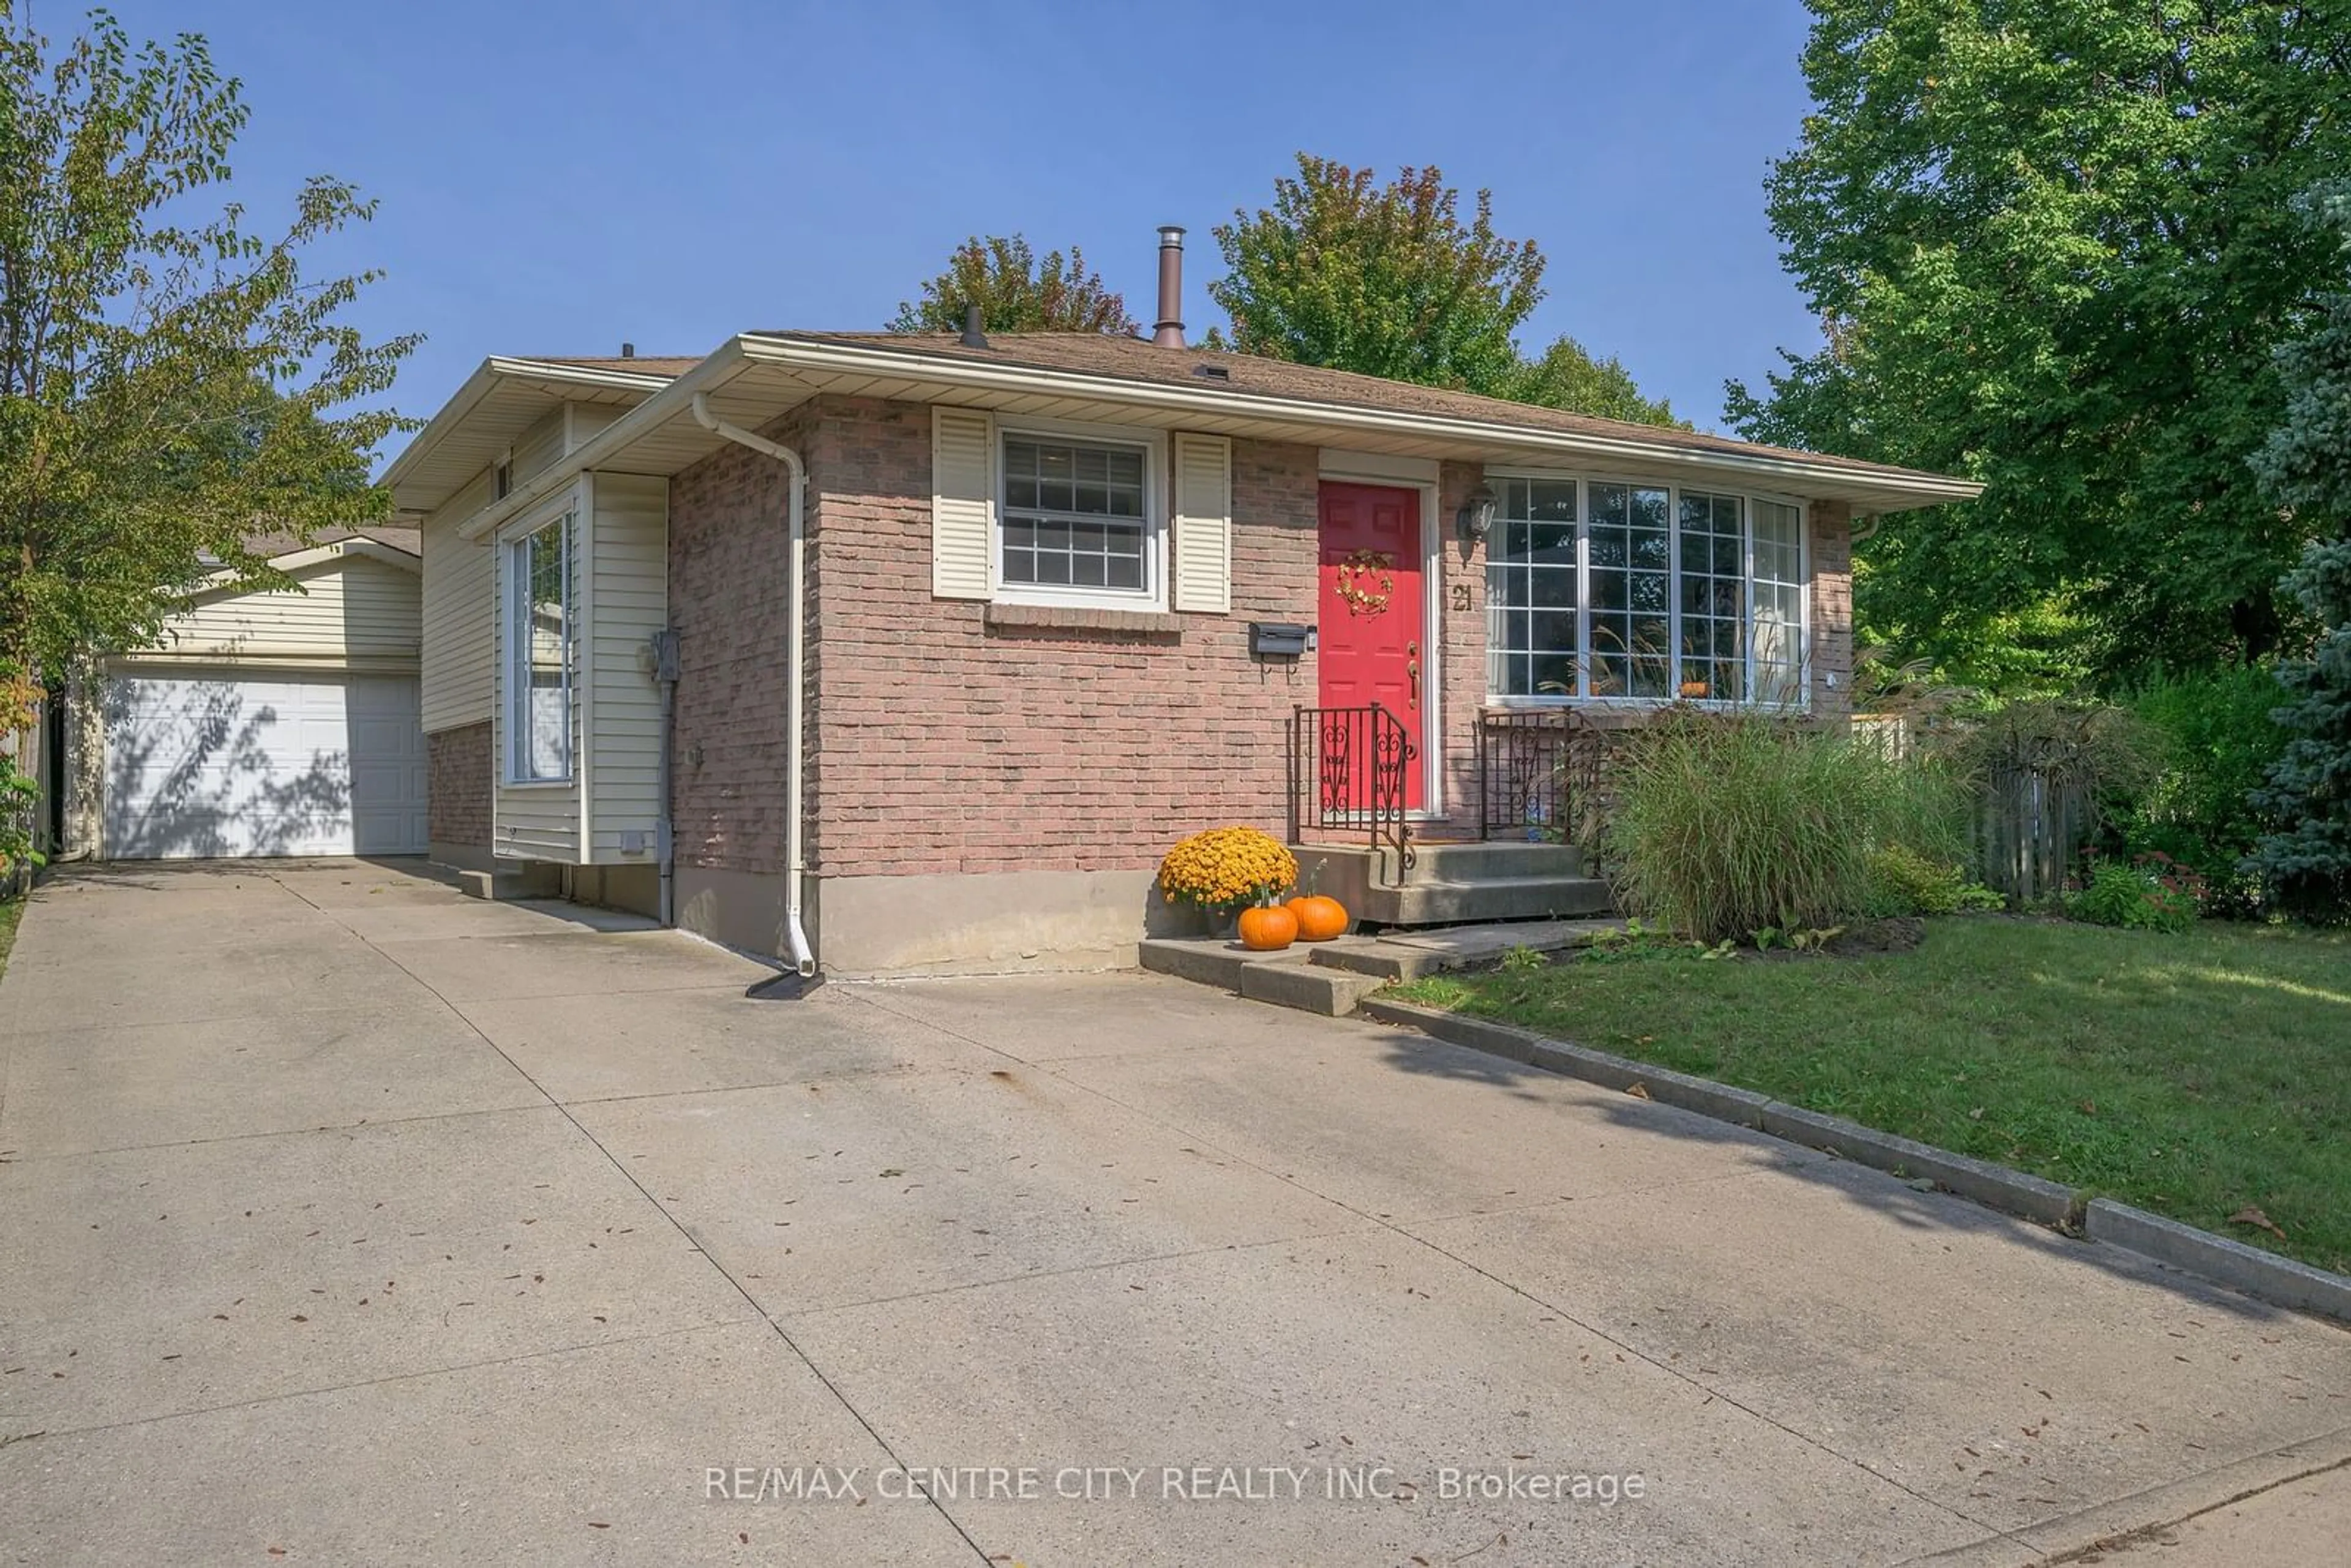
1486;476;1808;707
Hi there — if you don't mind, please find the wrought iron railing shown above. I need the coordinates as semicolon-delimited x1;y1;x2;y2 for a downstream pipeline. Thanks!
1476;708;1604;862
1288;704;1417;882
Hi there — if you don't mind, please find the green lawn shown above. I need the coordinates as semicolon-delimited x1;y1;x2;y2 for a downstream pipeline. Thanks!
0;895;19;985
1393;918;2351;1274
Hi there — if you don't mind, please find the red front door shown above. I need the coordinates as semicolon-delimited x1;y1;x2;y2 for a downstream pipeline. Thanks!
1316;482;1425;810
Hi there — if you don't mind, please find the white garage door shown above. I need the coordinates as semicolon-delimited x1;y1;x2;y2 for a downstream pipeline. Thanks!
103;670;429;859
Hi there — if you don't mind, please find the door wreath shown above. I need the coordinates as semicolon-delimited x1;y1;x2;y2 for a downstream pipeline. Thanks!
1333;549;1397;617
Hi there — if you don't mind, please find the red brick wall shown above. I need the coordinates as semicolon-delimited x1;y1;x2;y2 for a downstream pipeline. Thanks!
426;721;492;848
1809;500;1854;721
798;396;1321;878
661;393;1864;884
666;407;812;874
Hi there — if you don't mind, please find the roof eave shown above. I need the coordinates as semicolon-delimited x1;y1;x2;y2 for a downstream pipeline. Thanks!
737;334;1981;512
188;537;421;600
383;354;682;511
452;340;757;541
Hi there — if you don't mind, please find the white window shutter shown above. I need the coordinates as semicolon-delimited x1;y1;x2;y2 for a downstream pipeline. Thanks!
1171;433;1232;613
932;407;994;599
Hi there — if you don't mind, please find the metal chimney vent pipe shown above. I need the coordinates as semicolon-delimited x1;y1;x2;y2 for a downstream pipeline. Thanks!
1152;226;1185;348
960;304;989;350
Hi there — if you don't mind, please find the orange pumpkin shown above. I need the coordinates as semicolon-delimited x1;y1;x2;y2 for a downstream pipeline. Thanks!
1237;904;1299;951
1291;895;1349;942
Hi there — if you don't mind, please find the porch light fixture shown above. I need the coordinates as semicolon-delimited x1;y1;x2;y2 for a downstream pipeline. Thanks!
1457;482;1498;543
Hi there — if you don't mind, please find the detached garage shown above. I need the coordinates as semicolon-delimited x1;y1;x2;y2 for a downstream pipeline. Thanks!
67;533;430;861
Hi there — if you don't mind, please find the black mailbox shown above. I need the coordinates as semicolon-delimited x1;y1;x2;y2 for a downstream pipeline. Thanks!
1250;621;1311;659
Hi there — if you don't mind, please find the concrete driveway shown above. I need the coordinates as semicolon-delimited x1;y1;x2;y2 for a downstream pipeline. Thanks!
2;860;2344;1566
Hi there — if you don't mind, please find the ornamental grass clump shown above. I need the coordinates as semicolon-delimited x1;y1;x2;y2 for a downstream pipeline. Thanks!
1605;713;1965;943
1158;827;1298;915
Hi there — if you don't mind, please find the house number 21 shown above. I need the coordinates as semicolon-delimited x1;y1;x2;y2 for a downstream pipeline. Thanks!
1450;583;1474;612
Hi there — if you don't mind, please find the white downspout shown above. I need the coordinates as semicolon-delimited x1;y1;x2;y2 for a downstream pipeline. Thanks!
690;394;817;978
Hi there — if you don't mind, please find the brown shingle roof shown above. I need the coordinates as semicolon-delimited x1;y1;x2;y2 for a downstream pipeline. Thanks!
236;524;421;559
778;331;1950;487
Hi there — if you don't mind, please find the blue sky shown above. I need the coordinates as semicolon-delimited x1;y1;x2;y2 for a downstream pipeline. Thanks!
96;1;1826;458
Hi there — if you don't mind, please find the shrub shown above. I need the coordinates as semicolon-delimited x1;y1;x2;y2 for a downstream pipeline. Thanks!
1604;712;1965;942
2115;666;2287;916
2069;855;2200;934
1158;827;1297;915
1938;697;2166;811
1864;843;2004;915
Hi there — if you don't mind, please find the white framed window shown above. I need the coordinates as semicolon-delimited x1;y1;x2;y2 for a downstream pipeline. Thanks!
996;426;1165;609
505;506;574;782
1485;475;1810;708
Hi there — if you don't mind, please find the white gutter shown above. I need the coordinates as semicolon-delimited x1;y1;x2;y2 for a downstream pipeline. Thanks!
688;392;817;980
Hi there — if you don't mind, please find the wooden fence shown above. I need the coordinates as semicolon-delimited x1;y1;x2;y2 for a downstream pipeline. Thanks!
1973;767;2094;904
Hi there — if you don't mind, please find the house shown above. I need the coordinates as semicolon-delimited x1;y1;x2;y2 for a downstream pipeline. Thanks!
58;530;430;860
386;232;1978;977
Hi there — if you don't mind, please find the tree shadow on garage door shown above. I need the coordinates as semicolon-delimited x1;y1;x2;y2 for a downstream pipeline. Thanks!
104;683;354;858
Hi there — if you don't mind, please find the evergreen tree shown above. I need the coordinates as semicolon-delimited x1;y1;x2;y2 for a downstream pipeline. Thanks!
2245;182;2351;920
2245;541;2351;919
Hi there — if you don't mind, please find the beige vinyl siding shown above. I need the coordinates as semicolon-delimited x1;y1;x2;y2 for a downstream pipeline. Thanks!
421;467;496;732
567;403;629;450
511;407;568;487
148;555;419;666
583;472;667;865
491;484;583;862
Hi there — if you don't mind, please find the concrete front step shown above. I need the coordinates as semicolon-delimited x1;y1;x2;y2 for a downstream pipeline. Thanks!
1293;841;1609;927
1307;917;1625;981
1296;839;1587;887
1137;937;1386;1017
1138;915;1629;1013
1364;874;1613;926
456;866;548;901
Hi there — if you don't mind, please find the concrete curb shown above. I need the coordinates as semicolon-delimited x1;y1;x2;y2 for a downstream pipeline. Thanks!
1359;997;2351;1323
1755;1102;2078;1229
2084;1199;2351;1323
1357;999;1772;1127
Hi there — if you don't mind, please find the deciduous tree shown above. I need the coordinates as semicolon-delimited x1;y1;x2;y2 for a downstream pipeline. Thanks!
1501;334;1680;429
1209;156;1542;393
890;235;1135;336
1209;155;1678;426
0;6;414;872
1726;1;2351;684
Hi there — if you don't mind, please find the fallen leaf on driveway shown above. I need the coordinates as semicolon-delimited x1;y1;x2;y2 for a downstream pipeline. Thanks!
1625;1083;1651;1100
2227;1207;2288;1240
